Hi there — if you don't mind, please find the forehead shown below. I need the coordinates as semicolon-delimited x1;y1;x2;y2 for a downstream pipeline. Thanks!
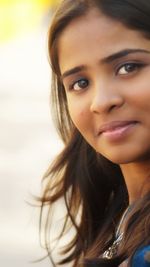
58;9;150;73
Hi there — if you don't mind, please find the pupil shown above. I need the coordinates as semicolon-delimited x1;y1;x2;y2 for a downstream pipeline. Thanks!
125;64;135;72
79;80;88;88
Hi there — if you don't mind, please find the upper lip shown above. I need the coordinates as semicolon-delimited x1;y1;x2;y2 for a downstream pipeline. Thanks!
97;120;138;135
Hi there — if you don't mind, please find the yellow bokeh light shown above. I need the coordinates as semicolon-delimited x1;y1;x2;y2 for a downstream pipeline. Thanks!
0;0;60;42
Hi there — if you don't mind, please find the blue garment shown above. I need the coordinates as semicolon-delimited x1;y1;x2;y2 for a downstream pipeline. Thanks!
131;245;150;267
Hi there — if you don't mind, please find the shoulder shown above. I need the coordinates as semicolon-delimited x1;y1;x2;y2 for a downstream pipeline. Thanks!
131;245;150;267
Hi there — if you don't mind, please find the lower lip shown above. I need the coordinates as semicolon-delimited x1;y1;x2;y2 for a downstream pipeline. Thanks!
101;122;138;142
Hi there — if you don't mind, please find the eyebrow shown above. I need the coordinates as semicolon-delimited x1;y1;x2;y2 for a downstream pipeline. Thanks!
61;48;150;80
61;65;86;80
101;48;150;63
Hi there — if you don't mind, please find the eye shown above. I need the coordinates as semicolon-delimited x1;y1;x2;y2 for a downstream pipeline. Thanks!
117;62;144;75
70;78;89;91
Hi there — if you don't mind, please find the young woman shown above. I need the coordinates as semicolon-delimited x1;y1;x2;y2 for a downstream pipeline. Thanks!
40;0;150;266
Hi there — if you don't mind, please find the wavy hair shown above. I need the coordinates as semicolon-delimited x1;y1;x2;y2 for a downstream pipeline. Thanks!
40;1;150;266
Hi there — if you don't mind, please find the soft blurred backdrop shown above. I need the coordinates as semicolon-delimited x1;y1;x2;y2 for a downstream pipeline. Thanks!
0;1;63;266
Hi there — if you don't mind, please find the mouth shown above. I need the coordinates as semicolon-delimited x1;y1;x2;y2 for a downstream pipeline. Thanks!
97;120;138;141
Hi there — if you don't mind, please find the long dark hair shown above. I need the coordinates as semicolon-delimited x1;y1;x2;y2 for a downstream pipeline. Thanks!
40;1;150;266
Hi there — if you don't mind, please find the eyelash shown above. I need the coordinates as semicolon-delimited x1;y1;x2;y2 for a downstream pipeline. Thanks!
69;78;89;91
116;62;145;76
68;62;145;92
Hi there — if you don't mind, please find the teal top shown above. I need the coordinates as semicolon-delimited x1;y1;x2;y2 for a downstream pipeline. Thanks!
131;245;150;267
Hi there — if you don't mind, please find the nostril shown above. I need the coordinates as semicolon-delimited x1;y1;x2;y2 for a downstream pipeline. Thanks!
109;104;118;112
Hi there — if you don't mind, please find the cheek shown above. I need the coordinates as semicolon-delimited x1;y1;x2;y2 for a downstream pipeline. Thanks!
67;98;90;131
135;88;150;109
69;107;86;129
123;78;150;108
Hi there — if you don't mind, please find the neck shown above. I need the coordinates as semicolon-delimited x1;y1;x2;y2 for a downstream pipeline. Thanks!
120;160;150;204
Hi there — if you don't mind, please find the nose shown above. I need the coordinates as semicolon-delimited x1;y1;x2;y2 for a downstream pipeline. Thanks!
90;81;124;114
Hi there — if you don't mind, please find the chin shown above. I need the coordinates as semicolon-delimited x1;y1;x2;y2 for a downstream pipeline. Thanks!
111;158;133;165
95;140;150;165
102;150;150;165
104;155;132;165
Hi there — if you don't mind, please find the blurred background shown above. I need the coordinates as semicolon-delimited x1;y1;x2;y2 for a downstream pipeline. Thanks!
0;0;64;266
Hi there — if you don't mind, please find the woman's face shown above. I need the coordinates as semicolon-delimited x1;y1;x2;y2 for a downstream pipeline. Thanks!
58;9;150;164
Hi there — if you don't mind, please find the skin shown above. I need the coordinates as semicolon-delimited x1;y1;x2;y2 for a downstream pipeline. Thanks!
58;9;150;204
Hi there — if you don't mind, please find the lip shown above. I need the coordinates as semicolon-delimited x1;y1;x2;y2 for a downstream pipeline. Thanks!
97;120;138;141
